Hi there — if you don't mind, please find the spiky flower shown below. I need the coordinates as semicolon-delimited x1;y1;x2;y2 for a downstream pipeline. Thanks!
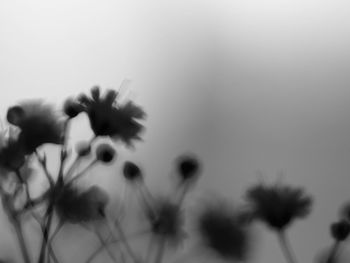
196;198;251;261
245;182;312;230
7;100;65;153
55;185;109;223
77;86;145;145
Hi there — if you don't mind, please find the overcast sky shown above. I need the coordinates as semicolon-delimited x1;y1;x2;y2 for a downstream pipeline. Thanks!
1;0;350;262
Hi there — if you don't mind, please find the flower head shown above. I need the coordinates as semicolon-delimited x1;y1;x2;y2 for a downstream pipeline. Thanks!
77;86;145;145
196;198;251;261
95;143;116;164
176;154;201;183
145;197;185;246
7;100;65;153
122;161;142;181
245;182;312;230
331;220;350;241
55;185;109;223
63;98;84;118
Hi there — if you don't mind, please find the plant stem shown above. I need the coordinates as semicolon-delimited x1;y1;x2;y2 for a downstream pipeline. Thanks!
277;230;298;263
326;241;340;263
13;218;31;263
154;237;165;263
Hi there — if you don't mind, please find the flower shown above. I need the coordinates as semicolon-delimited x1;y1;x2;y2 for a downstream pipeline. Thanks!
176;154;201;182
7;100;65;154
77;86;145;145
122;161;142;181
331;220;350;241
55;185;109;223
95;143;116;163
63;98;84;118
145;197;185;246
245;182;312;230
196;198;251;261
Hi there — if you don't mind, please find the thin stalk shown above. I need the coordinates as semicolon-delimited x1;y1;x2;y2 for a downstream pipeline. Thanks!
35;151;54;187
277;230;298;263
86;229;149;263
94;230;118;263
326;241;341;263
66;159;98;185
154;237;166;263
13;218;31;263
109;219;140;263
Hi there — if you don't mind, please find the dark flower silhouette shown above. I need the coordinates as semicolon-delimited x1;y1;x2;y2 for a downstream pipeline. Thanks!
95;143;116;163
176;154;201;183
77;86;145;145
7;100;65;154
145;197;185;246
63;98;84;118
123;161;143;181
245;182;312;230
55;185;109;223
196;198;251;261
331;220;350;241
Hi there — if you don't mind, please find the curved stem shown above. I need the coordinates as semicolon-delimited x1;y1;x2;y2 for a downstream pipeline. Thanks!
277;230;298;263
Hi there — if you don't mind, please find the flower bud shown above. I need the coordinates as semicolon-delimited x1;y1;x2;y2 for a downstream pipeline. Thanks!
331;220;350;241
63;98;83;118
123;161;142;181
176;154;201;182
95;143;116;163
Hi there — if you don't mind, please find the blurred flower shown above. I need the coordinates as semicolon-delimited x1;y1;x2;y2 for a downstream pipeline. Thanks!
196;198;251;261
77;86;145;145
55;185;109;223
75;140;91;157
95;143;116;163
63;98;84;118
245;182;312;230
331;220;350;241
122;161;142;181
145;197;185;246
7;100;65;153
176;154;201;183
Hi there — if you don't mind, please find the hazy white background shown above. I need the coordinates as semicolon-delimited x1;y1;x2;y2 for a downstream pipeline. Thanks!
1;0;350;262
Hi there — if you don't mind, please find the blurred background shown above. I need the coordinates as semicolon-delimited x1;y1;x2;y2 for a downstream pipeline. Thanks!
1;0;350;262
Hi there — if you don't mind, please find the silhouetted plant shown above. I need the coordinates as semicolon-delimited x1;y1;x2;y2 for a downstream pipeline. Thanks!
245;181;313;263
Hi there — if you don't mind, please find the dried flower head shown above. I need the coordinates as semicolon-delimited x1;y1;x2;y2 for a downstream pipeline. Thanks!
95;143;116;163
176;154;201;183
7;100;65;153
55;185;109;223
245;182;312;230
331;220;350;241
122;161;142;181
77;86;145;145
196;198;251;261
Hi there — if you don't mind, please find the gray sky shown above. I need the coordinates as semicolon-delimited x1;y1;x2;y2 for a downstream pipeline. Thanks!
1;0;350;262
